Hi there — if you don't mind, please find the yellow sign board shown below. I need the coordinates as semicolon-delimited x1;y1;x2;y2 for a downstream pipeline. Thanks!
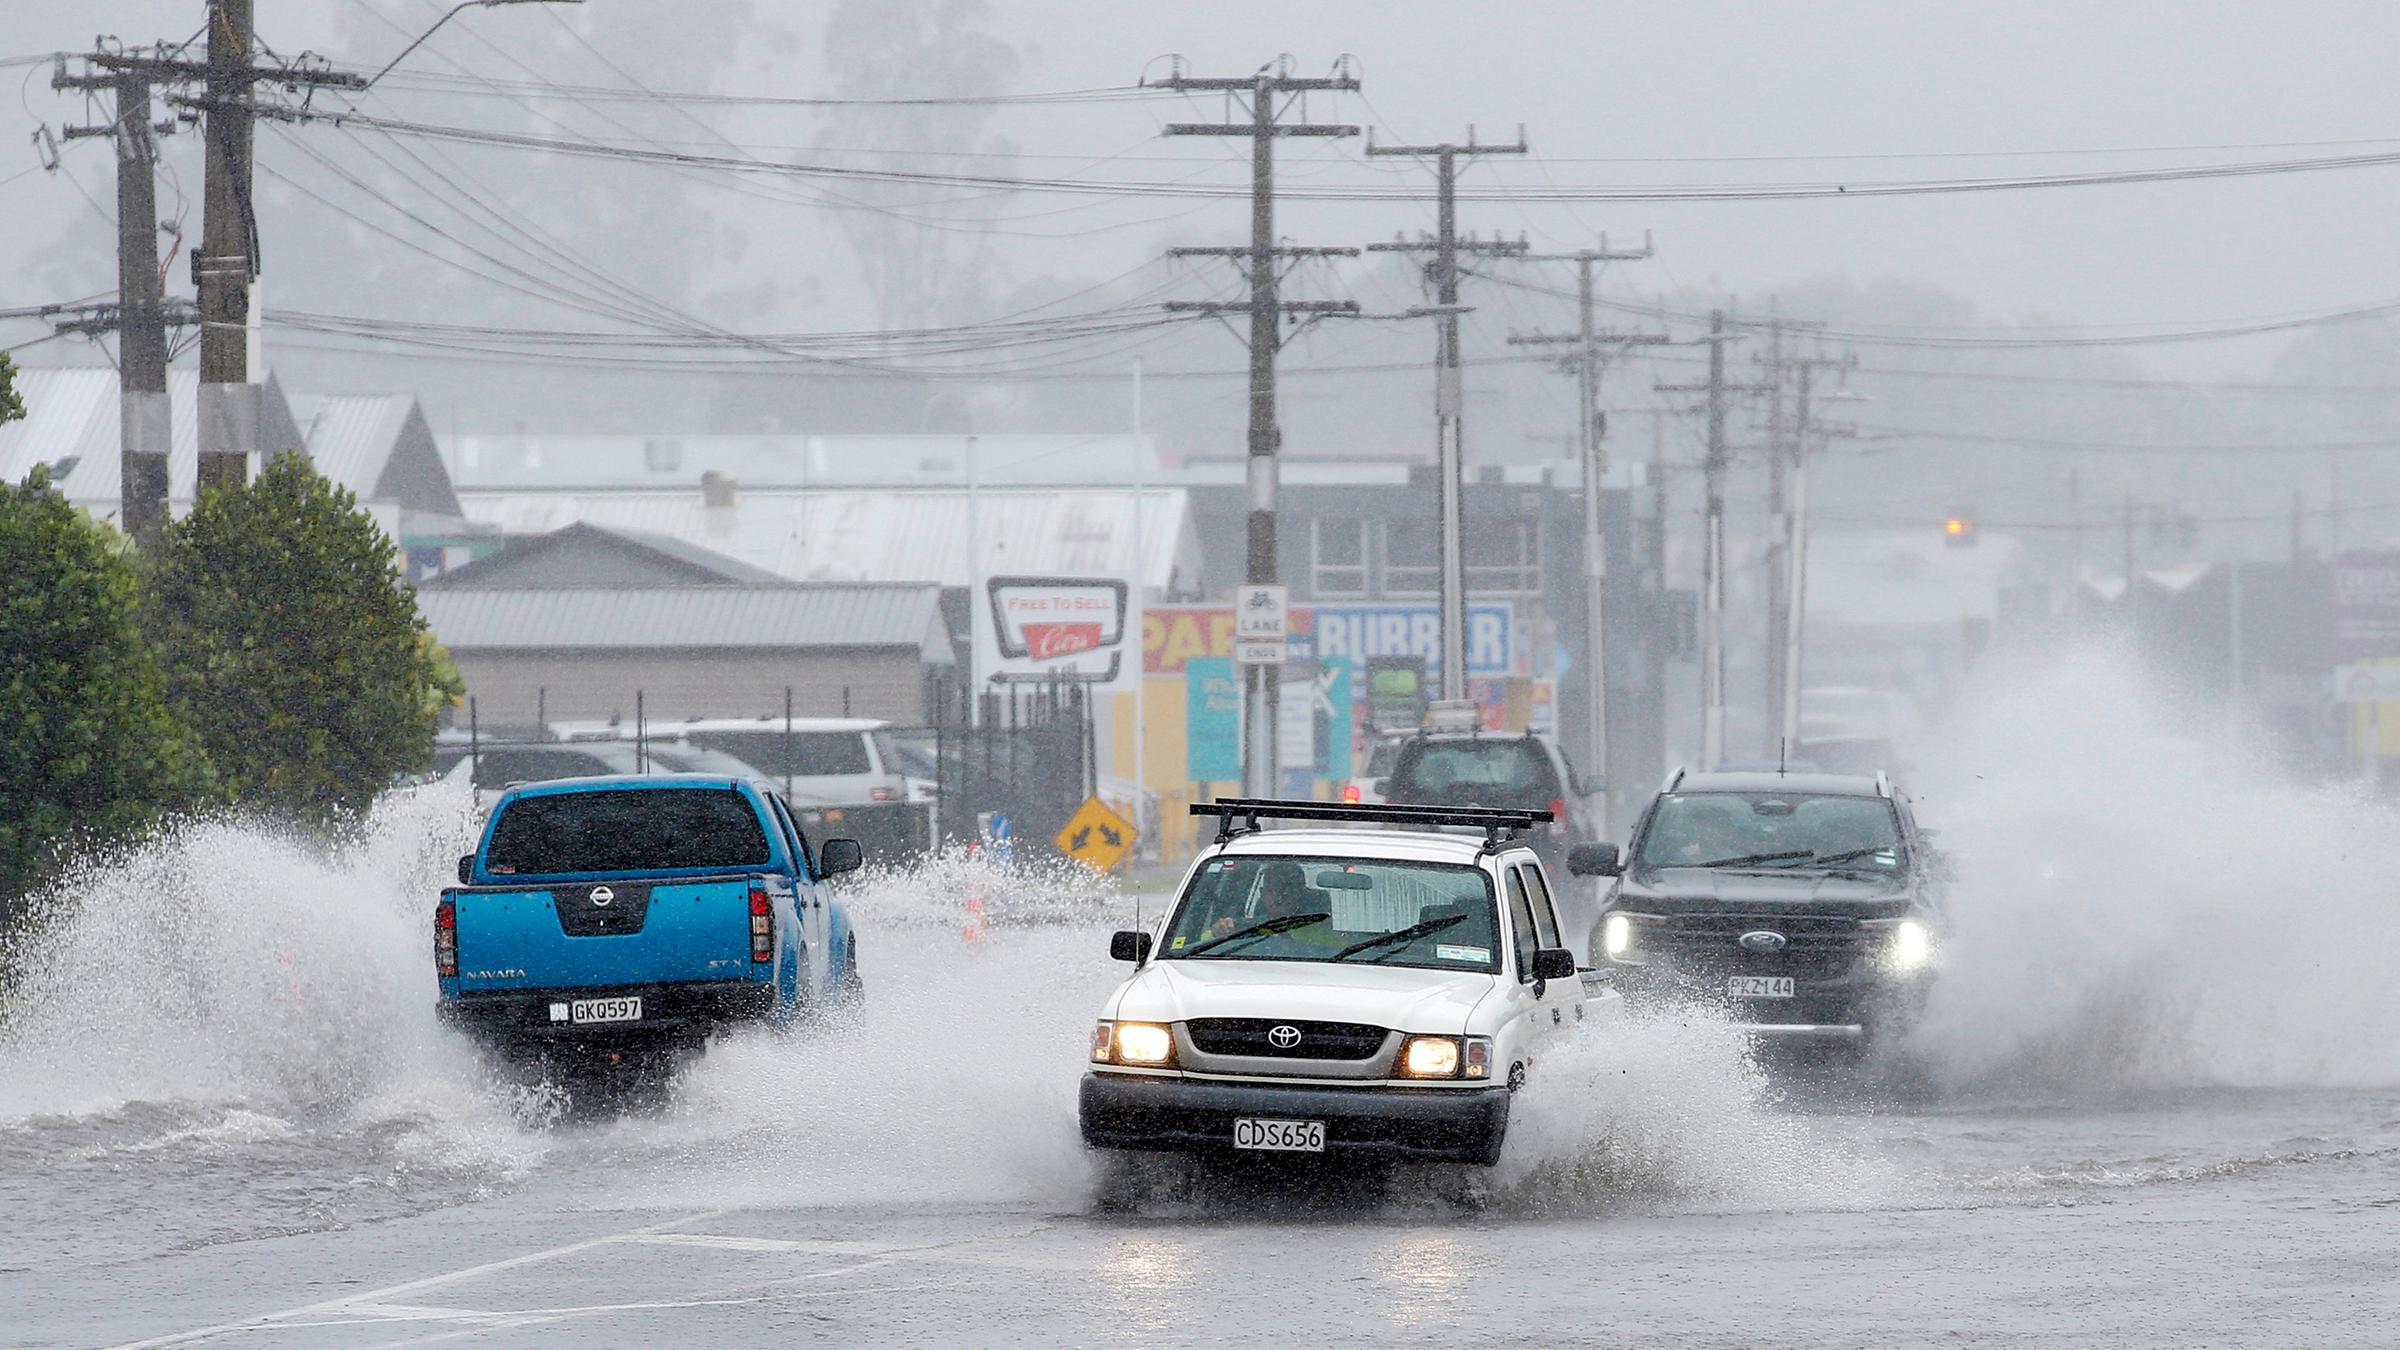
1056;796;1136;874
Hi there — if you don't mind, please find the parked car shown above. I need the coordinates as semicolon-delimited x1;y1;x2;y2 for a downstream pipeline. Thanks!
430;739;774;814
437;774;864;1080
556;716;931;857
1079;798;1616;1167
1574;768;1946;1054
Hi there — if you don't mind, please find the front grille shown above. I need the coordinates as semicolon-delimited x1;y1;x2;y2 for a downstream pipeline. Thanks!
1653;912;1861;979
1185;1018;1389;1061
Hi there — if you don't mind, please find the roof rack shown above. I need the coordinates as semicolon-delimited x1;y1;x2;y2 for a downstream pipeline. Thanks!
1191;797;1553;853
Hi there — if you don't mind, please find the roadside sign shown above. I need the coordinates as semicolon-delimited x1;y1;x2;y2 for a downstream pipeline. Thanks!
1055;796;1136;874
1235;584;1288;666
2333;663;2400;704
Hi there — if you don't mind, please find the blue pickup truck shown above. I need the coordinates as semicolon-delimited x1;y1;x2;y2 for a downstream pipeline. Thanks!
437;774;863;1071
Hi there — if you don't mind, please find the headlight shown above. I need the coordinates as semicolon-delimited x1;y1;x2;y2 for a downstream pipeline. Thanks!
1112;1021;1175;1065
1888;919;1931;972
1602;913;1633;959
1396;1035;1492;1080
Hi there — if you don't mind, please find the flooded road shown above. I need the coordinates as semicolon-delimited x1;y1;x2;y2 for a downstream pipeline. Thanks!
5;662;2398;1347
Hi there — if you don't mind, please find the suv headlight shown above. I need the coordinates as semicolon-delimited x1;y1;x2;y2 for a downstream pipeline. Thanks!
1602;912;1654;964
1397;1034;1492;1080
1092;1019;1175;1066
1863;917;1933;973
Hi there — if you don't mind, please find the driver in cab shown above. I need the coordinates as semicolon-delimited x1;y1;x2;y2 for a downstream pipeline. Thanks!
1206;860;1340;945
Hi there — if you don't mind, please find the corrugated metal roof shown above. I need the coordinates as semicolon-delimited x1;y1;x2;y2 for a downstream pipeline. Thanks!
417;585;952;659
0;367;309;512
296;394;413;497
423;520;796;589
450;486;1197;593
446;432;1161;491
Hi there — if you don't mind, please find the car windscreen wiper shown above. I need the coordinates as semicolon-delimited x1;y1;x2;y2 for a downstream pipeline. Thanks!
1803;846;1899;866
1329;913;1469;962
1683;850;1815;868
1180;911;1332;958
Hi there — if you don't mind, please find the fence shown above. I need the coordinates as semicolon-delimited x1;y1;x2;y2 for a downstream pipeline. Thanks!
930;676;1094;861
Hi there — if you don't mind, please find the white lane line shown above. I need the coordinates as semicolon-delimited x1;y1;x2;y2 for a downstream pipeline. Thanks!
106;1207;731;1350
344;1284;936;1350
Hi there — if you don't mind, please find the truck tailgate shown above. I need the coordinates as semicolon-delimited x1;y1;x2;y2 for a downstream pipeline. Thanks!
448;876;760;992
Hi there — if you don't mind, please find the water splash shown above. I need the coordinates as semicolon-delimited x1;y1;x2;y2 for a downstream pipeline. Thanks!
1909;645;2400;1093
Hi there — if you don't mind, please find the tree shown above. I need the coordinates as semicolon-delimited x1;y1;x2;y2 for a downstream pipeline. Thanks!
147;452;454;820
0;353;21;427
0;465;212;909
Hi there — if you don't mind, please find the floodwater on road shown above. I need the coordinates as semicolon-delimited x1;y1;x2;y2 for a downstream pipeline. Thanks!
4;659;2398;1347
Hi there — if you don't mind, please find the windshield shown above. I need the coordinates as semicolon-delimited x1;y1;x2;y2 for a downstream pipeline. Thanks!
1159;854;1499;972
1388;738;1558;805
685;729;874;777
876;730;937;779
484;787;771;875
1636;792;1904;871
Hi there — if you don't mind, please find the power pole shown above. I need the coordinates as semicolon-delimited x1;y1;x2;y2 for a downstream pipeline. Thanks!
1504;237;1663;830
198;0;259;492
1752;317;1830;753
52;57;180;543
97;6;366;493
1774;347;1856;752
1154;57;1360;797
1658;313;1771;767
1364;126;1527;704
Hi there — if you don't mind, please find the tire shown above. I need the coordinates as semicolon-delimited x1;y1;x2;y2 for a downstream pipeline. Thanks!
840;934;866;1003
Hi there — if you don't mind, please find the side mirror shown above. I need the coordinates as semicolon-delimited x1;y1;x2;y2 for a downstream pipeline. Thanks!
456;854;475;886
1581;773;1608;797
1110;930;1154;963
818;837;864;878
1566;842;1621;877
1530;947;1577;981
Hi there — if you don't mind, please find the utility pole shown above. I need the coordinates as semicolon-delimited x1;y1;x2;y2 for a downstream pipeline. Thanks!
197;0;260;492
52;57;179;543
1658;313;1771;767
1504;237;1663;830
1153;57;1360;797
1364;127;1527;705
1773;347;1855;752
91;12;364;495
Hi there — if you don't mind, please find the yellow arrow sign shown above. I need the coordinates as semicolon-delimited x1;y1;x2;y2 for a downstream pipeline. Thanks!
1055;795;1136;874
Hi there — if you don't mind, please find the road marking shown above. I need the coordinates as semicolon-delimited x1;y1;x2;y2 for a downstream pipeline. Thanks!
106;1208;731;1350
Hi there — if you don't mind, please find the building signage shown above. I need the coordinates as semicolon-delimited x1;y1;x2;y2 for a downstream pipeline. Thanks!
979;574;1137;690
2334;551;2400;661
1145;601;1514;678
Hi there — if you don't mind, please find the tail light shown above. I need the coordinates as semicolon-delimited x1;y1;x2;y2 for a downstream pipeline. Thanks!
749;886;774;963
870;786;898;802
1342;784;1362;803
1549;797;1567;833
434;899;458;977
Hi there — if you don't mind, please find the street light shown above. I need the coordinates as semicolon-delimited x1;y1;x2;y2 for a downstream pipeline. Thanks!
368;0;586;89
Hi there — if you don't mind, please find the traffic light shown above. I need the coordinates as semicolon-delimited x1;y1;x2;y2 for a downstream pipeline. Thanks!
1944;513;1978;548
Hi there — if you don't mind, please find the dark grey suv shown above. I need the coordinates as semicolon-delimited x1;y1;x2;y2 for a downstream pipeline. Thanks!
1571;768;1945;1050
1381;730;1604;950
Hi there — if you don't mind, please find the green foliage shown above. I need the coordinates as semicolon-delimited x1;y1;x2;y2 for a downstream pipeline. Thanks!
148;452;444;820
0;466;212;906
0;352;22;427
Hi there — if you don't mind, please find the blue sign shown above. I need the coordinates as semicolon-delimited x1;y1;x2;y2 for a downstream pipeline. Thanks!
1310;602;1517;679
1186;657;1242;782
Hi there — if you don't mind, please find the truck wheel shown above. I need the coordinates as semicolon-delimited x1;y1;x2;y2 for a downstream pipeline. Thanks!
841;934;866;1003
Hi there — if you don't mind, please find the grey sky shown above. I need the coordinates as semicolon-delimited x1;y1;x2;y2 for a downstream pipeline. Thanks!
5;0;2397;487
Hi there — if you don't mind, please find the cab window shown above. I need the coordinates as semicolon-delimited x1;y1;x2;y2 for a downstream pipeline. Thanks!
1503;869;1538;978
1517;864;1561;949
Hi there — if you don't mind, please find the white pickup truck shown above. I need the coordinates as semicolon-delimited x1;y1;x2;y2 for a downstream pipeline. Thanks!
1080;799;1615;1166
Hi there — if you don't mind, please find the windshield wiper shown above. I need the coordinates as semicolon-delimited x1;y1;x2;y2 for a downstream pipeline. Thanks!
1181;911;1331;957
1684;850;1814;868
1330;913;1469;962
1799;846;1898;867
